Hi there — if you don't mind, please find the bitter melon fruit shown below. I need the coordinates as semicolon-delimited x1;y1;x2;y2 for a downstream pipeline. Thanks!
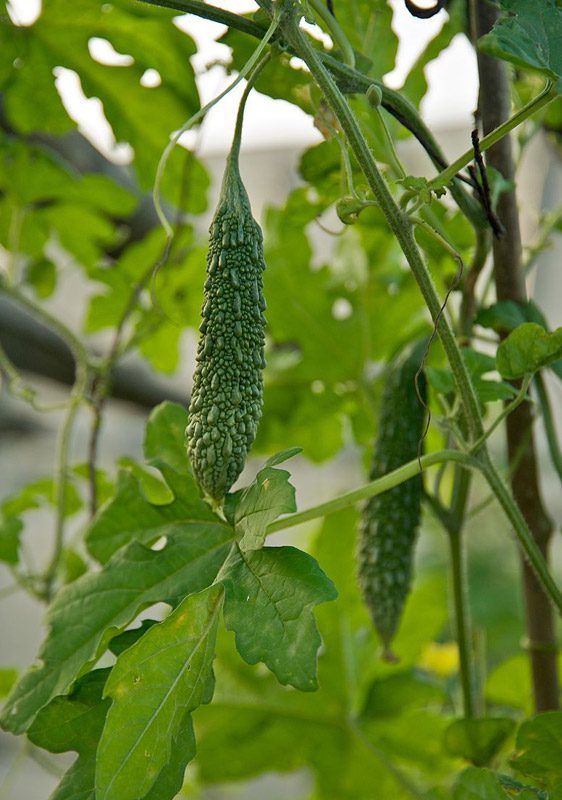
186;132;266;501
358;339;427;655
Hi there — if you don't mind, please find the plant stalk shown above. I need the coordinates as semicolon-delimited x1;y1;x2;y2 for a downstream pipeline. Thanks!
42;362;89;599
472;0;560;712
267;450;475;534
449;526;474;719
281;10;562;619
428;80;556;194
534;373;562;485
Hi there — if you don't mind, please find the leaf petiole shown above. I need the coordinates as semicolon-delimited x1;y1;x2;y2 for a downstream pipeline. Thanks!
428;81;557;194
267;449;476;534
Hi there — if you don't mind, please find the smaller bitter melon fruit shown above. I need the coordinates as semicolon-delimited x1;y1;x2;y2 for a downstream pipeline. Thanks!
186;158;266;501
358;339;427;657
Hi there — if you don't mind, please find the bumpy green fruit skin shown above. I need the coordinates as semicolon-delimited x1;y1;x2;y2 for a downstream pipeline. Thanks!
358;341;427;653
187;162;266;500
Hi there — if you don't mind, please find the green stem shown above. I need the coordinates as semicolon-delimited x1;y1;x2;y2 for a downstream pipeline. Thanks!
459;227;491;339
229;53;271;163
283;13;562;617
470;375;532;455
447;461;476;719
449;527;474;719
308;0;355;68
371;97;406;180
0;340;70;413
42;362;88;599
267;449;476;534
480;454;562;612
410;215;464;264
429;81;557;193
6;206;24;284
535;372;562;485
136;0;268;38
523;208;562;275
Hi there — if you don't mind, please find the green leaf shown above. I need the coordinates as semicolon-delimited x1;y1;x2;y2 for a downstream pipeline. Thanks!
258;185;423;457
25;258;56;298
427;348;516;405
62;549;88;585
0;668;18;698
0;524;231;735
361;670;444;717
196;636;421;799
511;711;562;786
0;140;137;276
221;545;337;691
218;28;313;114
264;447;303;467
478;0;562;92
28;669;110;754
2;475;82;517
426;366;455;396
473;379;517;404
496;323;562;378
444;718;515;767
497;774;548;799
486;655;533;713
194;511;453;796
86;229;205;373
475;300;546;333
85;229;168;333
96;585;223;800
0;516;22;564
116;459;173;506
453;767;509;800
196;513;450;798
339;0;397;77
27;668;110;800
86;402;217;564
234;452;299;551
1;408;230;741
0;0;204;193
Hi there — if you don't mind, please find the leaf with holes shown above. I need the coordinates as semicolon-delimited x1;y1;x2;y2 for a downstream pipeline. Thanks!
86;402;217;564
95;585;223;800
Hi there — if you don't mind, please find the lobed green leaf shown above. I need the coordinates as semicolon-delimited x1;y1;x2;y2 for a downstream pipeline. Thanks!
479;0;562;92
96;585;223;800
0;525;231;735
234;449;300;551
221;545;337;691
496;323;562;379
